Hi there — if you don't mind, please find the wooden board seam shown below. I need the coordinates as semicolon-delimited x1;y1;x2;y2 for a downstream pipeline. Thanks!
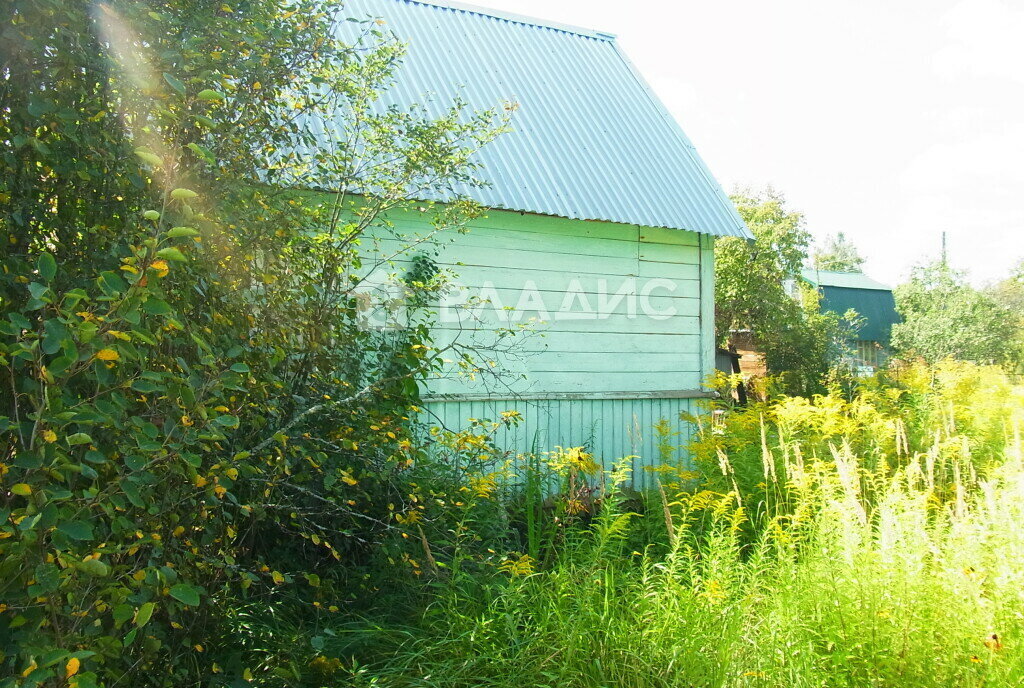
422;389;714;402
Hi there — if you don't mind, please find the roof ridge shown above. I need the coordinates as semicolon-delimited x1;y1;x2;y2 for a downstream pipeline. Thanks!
802;268;892;290
397;0;617;40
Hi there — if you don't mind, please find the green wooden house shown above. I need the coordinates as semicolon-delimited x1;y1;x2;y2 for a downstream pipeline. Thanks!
339;0;750;477
801;269;901;372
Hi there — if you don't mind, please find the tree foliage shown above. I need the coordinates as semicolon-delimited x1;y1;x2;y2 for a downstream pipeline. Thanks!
812;232;866;273
891;261;1019;366
715;190;809;343
0;1;504;685
989;260;1024;316
716;191;857;395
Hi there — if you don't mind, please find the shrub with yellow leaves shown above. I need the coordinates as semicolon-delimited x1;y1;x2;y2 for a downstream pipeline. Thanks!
0;0;506;683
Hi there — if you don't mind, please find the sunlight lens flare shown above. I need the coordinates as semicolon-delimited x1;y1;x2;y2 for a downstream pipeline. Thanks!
92;2;177;190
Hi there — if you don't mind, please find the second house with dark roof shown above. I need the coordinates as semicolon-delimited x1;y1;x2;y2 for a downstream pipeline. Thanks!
802;269;901;373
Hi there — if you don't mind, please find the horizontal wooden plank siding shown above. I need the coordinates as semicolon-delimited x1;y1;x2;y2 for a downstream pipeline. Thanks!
427;371;703;396
360;206;705;395
433;330;701;354
348;203;714;481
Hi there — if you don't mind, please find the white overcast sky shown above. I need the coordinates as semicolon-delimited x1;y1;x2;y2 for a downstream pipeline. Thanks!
473;0;1024;286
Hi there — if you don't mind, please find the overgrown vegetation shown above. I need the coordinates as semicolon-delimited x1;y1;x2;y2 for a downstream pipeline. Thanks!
5;2;1024;687
1;1;503;685
340;361;1024;688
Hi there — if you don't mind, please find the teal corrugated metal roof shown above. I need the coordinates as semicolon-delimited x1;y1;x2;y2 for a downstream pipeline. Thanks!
801;269;892;291
319;0;750;238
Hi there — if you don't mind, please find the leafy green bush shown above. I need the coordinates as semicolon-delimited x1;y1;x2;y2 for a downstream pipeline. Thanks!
1;1;503;684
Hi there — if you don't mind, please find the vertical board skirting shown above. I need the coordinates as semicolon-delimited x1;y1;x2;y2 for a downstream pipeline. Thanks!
420;396;699;490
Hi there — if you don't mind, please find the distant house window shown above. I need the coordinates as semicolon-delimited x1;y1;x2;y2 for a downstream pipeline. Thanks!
854;340;884;370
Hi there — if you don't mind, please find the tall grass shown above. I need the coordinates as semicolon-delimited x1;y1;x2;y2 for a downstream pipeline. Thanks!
339;362;1024;687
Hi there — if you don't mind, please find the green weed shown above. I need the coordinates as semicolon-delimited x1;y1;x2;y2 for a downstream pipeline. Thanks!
341;361;1024;688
